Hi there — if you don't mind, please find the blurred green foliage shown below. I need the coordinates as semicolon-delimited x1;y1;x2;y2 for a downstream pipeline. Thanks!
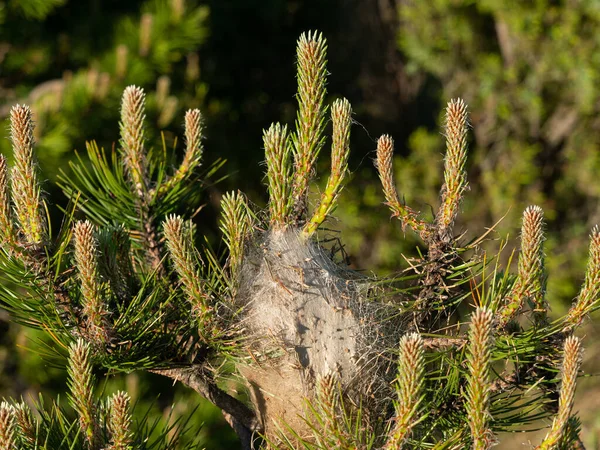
396;0;600;305
0;0;209;183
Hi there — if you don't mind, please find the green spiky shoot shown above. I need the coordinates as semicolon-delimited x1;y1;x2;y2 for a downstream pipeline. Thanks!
536;336;582;450
435;98;469;242
264;123;293;227
220;191;250;279
376;134;431;240
465;308;495;450
107;391;133;450
158;108;204;196
120;86;148;198
290;373;375;449
314;374;352;448
499;206;546;327
14;403;36;446
120;86;163;273
74;220;109;345
180;109;204;177
163;215;212;323
0;155;16;251
291;31;328;223
0;402;16;449
303;98;352;237
68;339;99;449
564;226;600;331
385;333;424;448
9;104;46;245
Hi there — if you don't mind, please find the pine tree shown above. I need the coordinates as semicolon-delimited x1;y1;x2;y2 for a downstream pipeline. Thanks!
0;31;598;450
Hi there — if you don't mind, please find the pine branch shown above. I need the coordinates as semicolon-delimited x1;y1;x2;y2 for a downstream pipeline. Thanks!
465;308;495;450
564;226;600;331
536;336;582;450
303;98;352;237
264;123;293;227
385;333;424;448
435;98;469;242
499;206;546;327
9;104;46;245
151;367;259;435
376;134;431;240
291;31;328;223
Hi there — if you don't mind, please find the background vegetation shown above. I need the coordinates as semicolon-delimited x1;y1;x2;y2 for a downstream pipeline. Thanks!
1;0;600;448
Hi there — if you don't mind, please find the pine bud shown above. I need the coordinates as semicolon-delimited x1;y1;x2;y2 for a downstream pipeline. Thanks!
68;339;99;448
316;373;346;442
163;215;211;322
465;308;495;450
376;135;400;214
536;337;582;450
120;86;148;198
74;220;108;344
376;135;430;239
10;104;46;245
565;226;600;331
436;98;469;241
264;123;292;226
291;31;328;222
220;191;250;278
304;98;352;237
14;403;36;446
107;391;133;450
385;333;424;448
183;109;204;170
500;205;546;326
